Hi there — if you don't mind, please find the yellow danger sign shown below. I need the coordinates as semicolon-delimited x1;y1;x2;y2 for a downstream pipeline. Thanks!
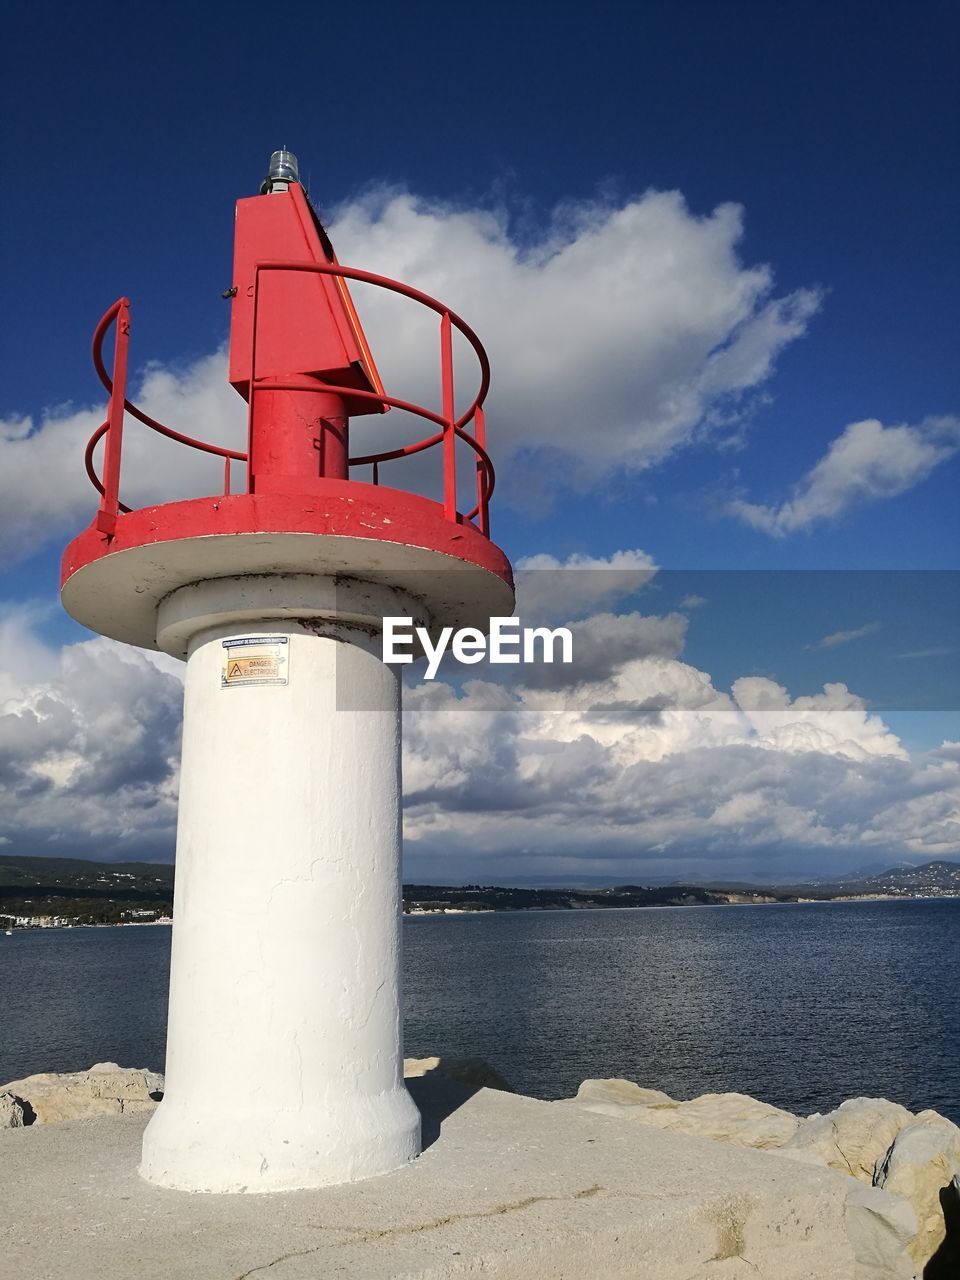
227;655;278;680
221;636;288;688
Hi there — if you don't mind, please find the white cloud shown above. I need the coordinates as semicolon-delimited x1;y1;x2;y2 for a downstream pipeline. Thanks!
0;352;242;563
2;605;957;875
518;611;689;690
728;416;960;537
730;677;906;761
0;637;182;857
402;607;956;878
515;548;658;623
331;189;820;487
0;187;819;559
808;621;881;650
403;658;958;879
0;602;61;702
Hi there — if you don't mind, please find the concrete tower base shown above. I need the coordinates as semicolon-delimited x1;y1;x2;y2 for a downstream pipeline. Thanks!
140;575;424;1193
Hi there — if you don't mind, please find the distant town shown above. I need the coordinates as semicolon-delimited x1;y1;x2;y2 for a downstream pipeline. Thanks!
1;853;958;929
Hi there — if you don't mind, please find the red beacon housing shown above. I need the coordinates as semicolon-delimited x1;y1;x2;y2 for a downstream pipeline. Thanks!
61;150;514;652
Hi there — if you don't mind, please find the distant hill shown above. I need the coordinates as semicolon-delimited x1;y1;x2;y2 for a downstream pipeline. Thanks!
838;860;960;894
706;860;960;899
0;854;174;925
0;853;173;894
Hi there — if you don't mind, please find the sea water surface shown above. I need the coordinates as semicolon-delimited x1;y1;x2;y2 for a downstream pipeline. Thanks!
1;899;958;1123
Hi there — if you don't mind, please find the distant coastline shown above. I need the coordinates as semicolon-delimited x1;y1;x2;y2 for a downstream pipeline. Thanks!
2;851;957;928
6;895;960;930
407;890;960;911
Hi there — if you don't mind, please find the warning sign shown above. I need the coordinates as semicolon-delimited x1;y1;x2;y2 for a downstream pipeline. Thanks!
221;636;289;688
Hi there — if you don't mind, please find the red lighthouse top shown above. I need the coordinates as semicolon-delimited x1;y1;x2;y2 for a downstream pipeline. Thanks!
228;174;386;409
61;151;514;654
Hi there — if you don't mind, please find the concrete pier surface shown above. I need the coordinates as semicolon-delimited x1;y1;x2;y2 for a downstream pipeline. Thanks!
0;1077;916;1279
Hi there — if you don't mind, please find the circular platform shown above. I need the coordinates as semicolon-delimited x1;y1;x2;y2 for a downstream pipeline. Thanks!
61;482;515;655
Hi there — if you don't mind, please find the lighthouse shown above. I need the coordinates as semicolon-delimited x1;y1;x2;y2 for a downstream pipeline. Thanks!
60;150;514;1193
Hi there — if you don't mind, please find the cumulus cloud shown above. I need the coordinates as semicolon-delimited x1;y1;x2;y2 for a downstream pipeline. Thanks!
400;607;957;877
404;658;958;879
0;187;819;559
514;547;657;623
0;637;182;857
727;415;960;537
0;352;242;562
2;607;957;875
0;602;61;702
517;610;688;690
729;677;905;760
331;189;820;486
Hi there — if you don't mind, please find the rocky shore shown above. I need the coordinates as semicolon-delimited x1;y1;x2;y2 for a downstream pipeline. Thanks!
2;1060;958;1278
564;1077;960;1275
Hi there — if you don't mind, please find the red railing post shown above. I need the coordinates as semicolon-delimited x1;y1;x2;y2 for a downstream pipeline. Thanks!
474;405;489;536
440;311;457;522
95;299;131;536
246;268;260;493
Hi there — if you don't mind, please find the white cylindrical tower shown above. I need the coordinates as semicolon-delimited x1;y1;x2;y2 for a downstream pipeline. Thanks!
140;578;422;1191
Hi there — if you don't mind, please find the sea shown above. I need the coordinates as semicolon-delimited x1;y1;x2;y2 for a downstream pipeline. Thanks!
2;898;958;1124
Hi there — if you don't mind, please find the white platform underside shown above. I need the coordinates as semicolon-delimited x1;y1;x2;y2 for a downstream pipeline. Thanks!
62;531;515;656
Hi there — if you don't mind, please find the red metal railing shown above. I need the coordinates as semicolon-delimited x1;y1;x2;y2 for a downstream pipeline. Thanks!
85;266;496;538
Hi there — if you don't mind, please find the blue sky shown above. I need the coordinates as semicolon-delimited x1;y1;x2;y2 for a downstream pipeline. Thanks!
1;2;958;876
4;3;958;568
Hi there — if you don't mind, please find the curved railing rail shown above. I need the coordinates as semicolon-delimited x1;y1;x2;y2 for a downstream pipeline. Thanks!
87;299;247;534
86;266;495;538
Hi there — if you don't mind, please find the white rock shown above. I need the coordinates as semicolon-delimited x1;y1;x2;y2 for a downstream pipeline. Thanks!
0;1084;922;1278
632;1091;802;1149
569;1079;800;1149
874;1109;960;1271
0;1062;164;1124
784;1097;915;1183
771;1146;833;1169
576;1078;674;1108
0;1058;510;1129
0;1091;25;1128
843;1181;918;1280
